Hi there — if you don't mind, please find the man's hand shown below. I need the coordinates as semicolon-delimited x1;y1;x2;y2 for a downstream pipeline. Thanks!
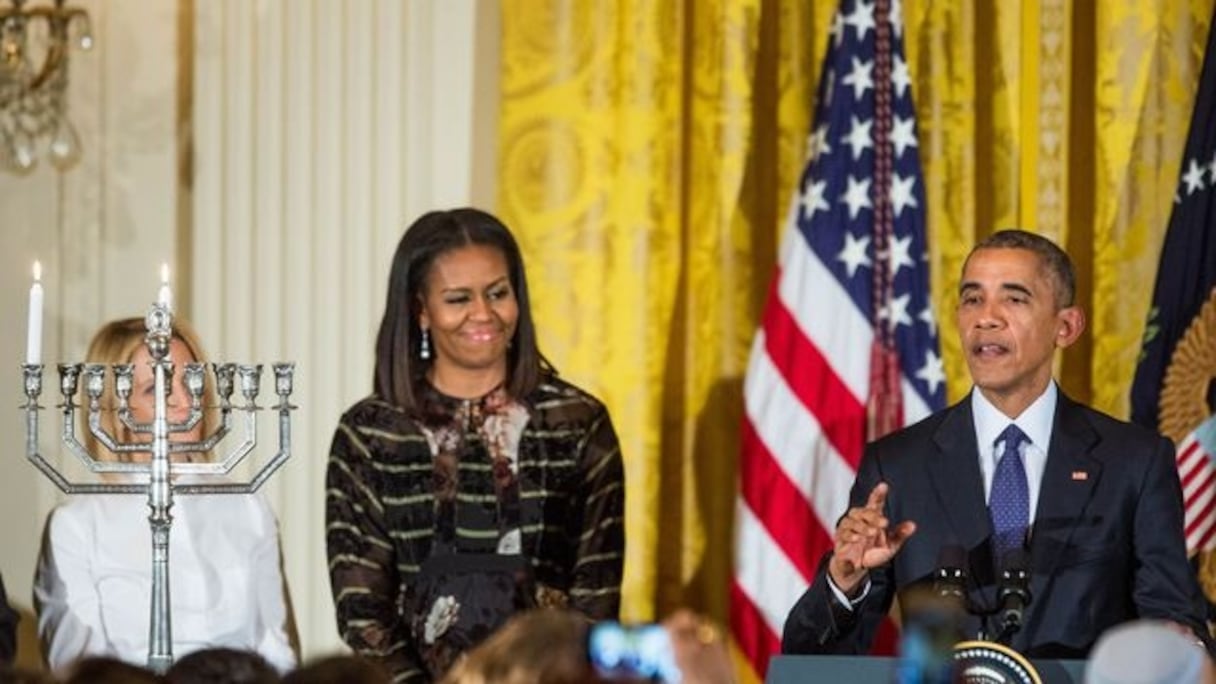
828;482;917;596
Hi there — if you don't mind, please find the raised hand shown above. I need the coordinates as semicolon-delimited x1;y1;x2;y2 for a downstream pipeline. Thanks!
827;482;917;596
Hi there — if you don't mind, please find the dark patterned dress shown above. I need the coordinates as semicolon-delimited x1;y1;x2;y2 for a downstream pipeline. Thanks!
326;376;625;682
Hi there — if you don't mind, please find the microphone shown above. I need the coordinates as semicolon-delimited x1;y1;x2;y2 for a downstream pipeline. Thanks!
933;545;967;604
995;549;1032;644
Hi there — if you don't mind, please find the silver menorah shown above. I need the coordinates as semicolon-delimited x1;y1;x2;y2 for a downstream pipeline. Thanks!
21;302;296;674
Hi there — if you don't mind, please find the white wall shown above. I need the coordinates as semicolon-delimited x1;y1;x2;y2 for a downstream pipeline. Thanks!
0;0;498;667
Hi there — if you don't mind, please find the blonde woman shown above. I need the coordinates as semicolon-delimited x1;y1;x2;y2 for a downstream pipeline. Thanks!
34;317;296;673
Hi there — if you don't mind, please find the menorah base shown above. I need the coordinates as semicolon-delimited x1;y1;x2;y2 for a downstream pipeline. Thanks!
148;653;173;675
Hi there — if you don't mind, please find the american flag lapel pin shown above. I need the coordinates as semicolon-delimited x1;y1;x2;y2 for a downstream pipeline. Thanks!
1071;470;1088;481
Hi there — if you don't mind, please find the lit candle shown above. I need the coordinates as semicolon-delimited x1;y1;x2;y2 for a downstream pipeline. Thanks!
27;261;43;365
157;263;173;311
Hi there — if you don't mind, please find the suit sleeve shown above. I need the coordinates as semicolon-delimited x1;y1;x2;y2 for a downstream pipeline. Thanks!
326;419;426;683
1131;434;1213;651
567;404;625;620
782;444;898;654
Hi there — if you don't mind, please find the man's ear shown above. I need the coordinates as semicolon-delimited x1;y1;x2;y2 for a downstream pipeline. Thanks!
1055;306;1086;349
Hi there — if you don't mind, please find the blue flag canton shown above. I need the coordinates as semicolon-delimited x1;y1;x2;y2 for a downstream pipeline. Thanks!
793;0;945;410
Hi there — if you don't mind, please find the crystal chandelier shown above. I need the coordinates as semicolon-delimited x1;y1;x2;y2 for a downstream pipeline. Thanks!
0;0;92;175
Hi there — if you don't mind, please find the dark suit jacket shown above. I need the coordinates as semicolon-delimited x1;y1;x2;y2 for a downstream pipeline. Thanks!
782;391;1212;659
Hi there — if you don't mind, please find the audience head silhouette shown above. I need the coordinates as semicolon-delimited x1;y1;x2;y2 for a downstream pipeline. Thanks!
1084;620;1215;684
165;647;279;684
281;655;390;684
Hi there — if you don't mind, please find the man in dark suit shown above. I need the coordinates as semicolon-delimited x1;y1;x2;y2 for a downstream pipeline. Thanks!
782;229;1213;659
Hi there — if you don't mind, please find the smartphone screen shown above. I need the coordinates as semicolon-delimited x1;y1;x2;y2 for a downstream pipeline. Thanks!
587;622;681;682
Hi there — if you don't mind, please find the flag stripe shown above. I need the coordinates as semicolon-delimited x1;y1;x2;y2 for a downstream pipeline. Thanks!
739;420;831;580
1184;467;1216;511
1200;520;1216;552
1189;509;1216;550
1177;438;1206;486
744;334;858;537
761;281;867;468
729;581;783;677
776;228;874;405
1186;488;1216;538
733;500;812;636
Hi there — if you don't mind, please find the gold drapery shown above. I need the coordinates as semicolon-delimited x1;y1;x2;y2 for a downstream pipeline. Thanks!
497;0;1213;646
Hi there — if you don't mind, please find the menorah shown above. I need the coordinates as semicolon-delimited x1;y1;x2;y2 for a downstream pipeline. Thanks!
20;302;296;674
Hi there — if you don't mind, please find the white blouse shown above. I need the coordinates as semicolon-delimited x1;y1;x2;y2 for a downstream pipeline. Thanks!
34;492;297;673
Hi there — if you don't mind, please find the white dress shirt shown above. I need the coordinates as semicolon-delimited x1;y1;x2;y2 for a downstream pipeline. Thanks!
34;492;296;673
970;380;1057;524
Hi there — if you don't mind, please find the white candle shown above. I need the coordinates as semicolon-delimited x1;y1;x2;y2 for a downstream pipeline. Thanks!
157;263;173;311
27;261;43;365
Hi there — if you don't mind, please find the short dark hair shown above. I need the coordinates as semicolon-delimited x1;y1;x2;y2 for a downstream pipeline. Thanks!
164;648;279;684
965;229;1076;308
373;208;547;413
63;657;161;684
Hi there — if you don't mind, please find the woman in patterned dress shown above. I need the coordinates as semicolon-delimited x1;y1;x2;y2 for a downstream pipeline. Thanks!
326;208;625;682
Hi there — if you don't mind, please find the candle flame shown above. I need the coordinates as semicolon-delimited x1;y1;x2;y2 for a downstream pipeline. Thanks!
33;260;41;282
161;262;170;284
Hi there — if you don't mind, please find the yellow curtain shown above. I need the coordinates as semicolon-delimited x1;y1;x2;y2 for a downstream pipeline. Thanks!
497;0;829;628
497;0;1213;654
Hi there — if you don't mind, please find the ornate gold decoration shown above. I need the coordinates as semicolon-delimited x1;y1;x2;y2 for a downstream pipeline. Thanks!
1159;289;1216;443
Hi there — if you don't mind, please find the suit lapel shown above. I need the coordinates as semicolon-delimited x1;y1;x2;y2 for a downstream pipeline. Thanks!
930;398;990;551
1029;392;1102;579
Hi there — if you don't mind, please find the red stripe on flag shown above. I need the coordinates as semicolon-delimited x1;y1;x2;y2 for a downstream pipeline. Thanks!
761;276;867;469
1186;494;1216;538
1184;468;1216;511
739;419;833;579
1193;513;1216;551
1179;441;1204;485
1178;439;1200;463
729;580;782;678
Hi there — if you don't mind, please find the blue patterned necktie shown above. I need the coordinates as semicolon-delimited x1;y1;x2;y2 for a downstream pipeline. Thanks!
989;424;1030;559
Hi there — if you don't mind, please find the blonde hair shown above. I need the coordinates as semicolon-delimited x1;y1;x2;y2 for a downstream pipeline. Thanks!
79;316;216;463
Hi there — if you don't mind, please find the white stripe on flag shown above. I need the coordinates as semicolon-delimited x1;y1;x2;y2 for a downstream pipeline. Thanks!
1188;511;1216;550
1185;465;1216;509
777;228;873;404
734;498;811;637
745;333;858;530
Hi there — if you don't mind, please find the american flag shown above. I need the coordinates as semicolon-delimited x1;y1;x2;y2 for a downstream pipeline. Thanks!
729;0;946;676
1130;3;1216;560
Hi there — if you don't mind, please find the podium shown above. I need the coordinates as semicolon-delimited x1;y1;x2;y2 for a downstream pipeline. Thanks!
767;655;1087;684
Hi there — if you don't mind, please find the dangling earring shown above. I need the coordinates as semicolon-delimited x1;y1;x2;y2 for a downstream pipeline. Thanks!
419;328;432;360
